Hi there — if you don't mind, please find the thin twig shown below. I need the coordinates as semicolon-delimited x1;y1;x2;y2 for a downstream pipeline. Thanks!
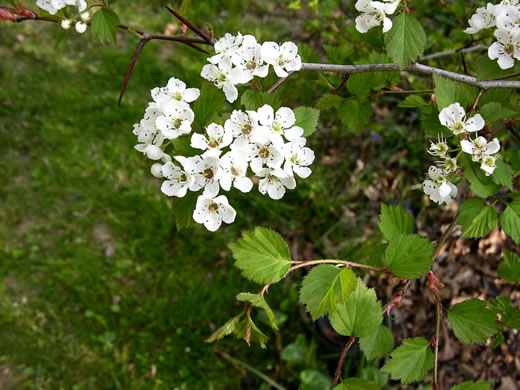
419;45;488;61
432;302;442;390
432;216;458;260
382;88;433;94
266;71;294;95
467;89;484;118
331;75;349;95
332;337;357;387
490;71;520;81
164;6;214;44
290;259;388;273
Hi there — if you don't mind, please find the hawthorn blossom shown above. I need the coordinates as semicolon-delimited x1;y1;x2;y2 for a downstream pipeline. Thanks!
438;103;485;135
151;77;200;107
355;0;394;33
208;33;243;68
464;4;497;34
428;136;449;158
219;151;254;193
283;139;315;178
256;167;296;200
494;4;520;29
135;144;164;160
193;195;236;231
200;61;242;103
61;19;71;29
226;110;269;148
160;162;195;197
257;105;304;147
155;100;194;140
248;142;284;173
191;123;232;154
75;21;87;33
230;35;269;82
150;163;163;179
461;137;500;162
480;155;498;175
36;0;87;15
488;27;520;69
177;155;221;197
261;42;302;77
422;166;458;206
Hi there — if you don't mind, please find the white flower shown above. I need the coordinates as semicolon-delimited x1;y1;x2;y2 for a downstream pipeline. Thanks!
61;19;71;29
36;0;61;14
422;166;458;206
428;135;449;158
209;33;244;68
480;155;497;175
191;123;232;154
261;41;302;77
37;0;87;14
219;151;254;193
283;139;315;178
461;136;500;162
193;195;236;231
257;105;304;147
488;27;520;69
355;0;393;33
248;142;284;173
200;62;242;103
438;102;485;135
134;144;163;160
155;100;194;140
151;163;163;178
75;21;87;34
177;155;221;197
464;4;497;34
151;77;200;107
160;162;195;197
226;110;270;148
494;4;520;29
257;167;296;200
230;35;269;82
133;103;162;145
80;12;89;22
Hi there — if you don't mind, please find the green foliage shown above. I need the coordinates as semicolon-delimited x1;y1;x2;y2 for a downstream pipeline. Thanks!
334;378;380;390
338;99;373;131
237;292;278;330
479;102;518;123
229;227;292;284
381;337;434;384
491;160;514;190
384;234;433;279
235;311;269;348
294;107;320;136
451;381;492;390
378;203;414;241
457;198;497;239
421;105;451;137
461;154;501;197
281;343;305;364
205;312;244;343
384;13;426;69
171;190;198;230
329;279;382;337
433;74;478;111
300;370;331;390
447;299;498;344
359;324;394;360
489;296;520;330
500;201;520;245
241;89;281;111
193;83;226;131
498;250;520;283
299;265;357;320
316;93;344;110
398;95;428;108
90;8;121;44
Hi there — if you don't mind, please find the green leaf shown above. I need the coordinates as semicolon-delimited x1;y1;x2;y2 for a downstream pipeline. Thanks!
420;105;452;138
398;95;428;108
316;93;344;110
459;201;497;239
491;331;505;348
384;234;433;279
294;107;320;137
347;73;374;98
489;296;520;330
433;74;478;111
171;136;199;157
229;227;292;284
193;83;226;131
90;8;120;44
479;102;518;123
240;89;281;111
299;265;357;320
447;299;498;344
378;204;414;241
329;279;382;337
451;380;492;390
334;378;380;390
359;324;394;360
500;201;520;245
498;250;520;283
281;343;305;364
384;13;426;69
237;292;278;330
205;312;244;343
461;154;501;197
381;337;434;384
170;191;198;230
300;369;332;390
491;160;513;190
234;311;269;348
338;100;373;132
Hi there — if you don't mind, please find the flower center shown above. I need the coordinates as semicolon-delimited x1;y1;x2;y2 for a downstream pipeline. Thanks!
246;60;256;70
174;91;183;101
208;203;219;213
453;122;464;132
231;167;240;176
241;124;252;135
278;55;285;66
290;155;298;164
208;138;220;148
504;43;515;55
273;122;282;133
203;168;214;179
176;173;187;183
172;118;182;129
259;147;270;159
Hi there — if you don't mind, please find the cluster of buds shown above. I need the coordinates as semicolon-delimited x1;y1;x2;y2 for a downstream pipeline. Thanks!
354;0;401;33
36;0;90;33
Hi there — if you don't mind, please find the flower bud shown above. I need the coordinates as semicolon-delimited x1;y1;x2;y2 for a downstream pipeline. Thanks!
61;19;71;30
0;9;16;21
150;163;164;178
80;12;89;22
145;145;163;160
75;22;87;34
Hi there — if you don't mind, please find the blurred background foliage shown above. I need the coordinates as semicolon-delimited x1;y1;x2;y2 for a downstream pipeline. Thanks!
0;0;517;389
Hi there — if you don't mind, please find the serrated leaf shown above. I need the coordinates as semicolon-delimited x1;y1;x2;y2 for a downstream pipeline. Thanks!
489;296;520;330
461;154;501;197
171;191;198;230
338;99;373;132
281;343;305;364
205;312;244;343
384;234;433;279
234;311;269;348
294;107;320;137
433;74;478;111
498;250;520;283
500;201;520;245
398;95;428;108
378;204;413;241
381;337;434;384
384;13;426;69
460;203;497;239
359;324;394;360
347;73;374;98
451;380;492;390
240;89;281;111
447;299;498;344
491;160;513;190
229;227;292;284
299;265;357;320
420;105;452;138
479;102;518;123
491;331;505;348
90;8;120;44
329;279;382;337
334;378;380;390
193;83;226;131
458;198;486;228
237;292;278;330
316;93;344;110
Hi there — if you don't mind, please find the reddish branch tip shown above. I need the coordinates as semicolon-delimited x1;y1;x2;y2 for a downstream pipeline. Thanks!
14;6;36;19
0;9;16;21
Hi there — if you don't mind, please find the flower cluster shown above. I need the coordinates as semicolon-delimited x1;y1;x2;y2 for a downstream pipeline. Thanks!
354;0;401;33
464;0;520;69
36;0;90;33
423;102;500;205
201;33;302;103
132;77;315;231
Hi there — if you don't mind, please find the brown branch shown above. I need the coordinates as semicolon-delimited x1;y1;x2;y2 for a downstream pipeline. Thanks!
266;72;294;95
119;38;149;105
164;6;214;45
332;337;357;387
